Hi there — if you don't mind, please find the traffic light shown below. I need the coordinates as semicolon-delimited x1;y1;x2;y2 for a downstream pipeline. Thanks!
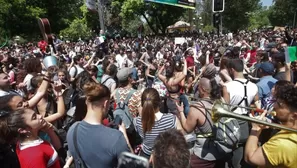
213;13;221;28
212;0;225;12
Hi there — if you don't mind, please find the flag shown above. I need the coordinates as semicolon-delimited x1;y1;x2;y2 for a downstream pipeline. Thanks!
288;46;297;62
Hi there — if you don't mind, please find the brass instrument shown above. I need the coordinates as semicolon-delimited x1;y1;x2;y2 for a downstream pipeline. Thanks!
210;100;297;133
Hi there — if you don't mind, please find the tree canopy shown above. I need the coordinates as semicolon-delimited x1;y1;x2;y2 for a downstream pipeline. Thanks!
0;0;296;41
222;0;261;32
268;0;297;27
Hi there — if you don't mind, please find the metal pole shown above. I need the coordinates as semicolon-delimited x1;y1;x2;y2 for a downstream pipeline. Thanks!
97;0;105;32
220;12;222;35
293;9;297;28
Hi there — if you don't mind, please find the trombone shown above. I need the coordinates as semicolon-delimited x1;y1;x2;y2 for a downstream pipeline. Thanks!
189;99;297;133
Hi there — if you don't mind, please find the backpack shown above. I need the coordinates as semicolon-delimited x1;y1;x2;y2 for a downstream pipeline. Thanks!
212;116;240;153
194;99;240;153
231;79;251;143
63;87;80;111
56;107;76;143
114;89;136;133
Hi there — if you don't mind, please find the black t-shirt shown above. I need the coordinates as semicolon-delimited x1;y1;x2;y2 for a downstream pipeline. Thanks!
274;71;294;82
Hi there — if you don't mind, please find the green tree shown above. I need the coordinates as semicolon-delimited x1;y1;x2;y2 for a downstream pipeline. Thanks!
222;0;261;32
0;0;46;38
248;7;271;30
113;0;186;34
198;0;213;28
60;5;92;41
268;0;297;26
0;0;84;39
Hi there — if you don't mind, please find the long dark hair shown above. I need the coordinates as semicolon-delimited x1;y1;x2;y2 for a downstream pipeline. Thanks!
209;78;221;100
165;60;175;79
0;109;27;143
141;88;161;134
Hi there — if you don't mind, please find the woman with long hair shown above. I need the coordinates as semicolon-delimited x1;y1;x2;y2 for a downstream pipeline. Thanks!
0;73;65;124
134;88;183;159
219;56;232;83
0;108;62;168
157;58;187;115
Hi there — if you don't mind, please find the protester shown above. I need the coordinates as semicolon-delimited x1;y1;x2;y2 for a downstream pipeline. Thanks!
0;109;62;168
1;26;297;168
245;86;297;168
134;88;183;159
66;82;132;168
152;129;190;168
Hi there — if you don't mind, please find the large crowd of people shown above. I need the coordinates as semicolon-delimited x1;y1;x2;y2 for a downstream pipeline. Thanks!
0;27;297;168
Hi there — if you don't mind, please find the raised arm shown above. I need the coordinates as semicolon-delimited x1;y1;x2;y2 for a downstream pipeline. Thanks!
169;59;187;86
285;62;291;82
157;65;167;83
139;52;147;62
27;72;50;108
44;82;66;123
83;52;96;68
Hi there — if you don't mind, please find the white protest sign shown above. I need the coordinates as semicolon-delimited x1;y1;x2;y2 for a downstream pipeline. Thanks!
175;37;185;45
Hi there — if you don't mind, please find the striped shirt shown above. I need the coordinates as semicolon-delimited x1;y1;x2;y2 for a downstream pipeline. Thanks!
134;113;177;156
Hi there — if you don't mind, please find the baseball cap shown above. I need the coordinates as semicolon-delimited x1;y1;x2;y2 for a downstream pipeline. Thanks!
259;62;275;75
116;68;133;82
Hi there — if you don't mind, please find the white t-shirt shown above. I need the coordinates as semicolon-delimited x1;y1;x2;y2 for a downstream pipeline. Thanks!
156;52;163;61
225;78;258;115
115;54;127;69
69;65;84;78
100;74;116;91
23;74;34;91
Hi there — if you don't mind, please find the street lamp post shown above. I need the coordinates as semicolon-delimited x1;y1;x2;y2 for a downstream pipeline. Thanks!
97;0;105;32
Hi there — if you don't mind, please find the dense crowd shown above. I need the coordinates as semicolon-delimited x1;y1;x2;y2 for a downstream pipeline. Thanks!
0;27;297;168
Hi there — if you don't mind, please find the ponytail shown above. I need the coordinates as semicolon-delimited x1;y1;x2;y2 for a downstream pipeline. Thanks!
141;99;155;134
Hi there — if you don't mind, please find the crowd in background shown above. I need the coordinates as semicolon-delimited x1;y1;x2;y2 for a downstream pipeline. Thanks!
0;27;296;168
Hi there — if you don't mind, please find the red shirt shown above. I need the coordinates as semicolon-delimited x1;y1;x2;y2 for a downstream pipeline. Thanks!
249;49;257;67
38;40;48;53
16;139;60;168
186;56;195;67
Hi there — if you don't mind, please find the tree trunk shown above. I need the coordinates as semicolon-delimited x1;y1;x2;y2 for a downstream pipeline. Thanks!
141;13;158;34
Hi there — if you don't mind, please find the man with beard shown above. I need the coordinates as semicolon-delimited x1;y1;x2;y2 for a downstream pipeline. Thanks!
224;58;260;168
245;86;297;168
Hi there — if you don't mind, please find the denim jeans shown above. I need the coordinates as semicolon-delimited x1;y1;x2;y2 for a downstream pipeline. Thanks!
180;94;190;117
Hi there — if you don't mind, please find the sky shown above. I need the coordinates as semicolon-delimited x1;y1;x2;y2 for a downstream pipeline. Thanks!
260;0;273;6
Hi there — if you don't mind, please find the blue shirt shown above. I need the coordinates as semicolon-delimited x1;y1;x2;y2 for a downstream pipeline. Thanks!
256;76;277;107
67;121;129;168
131;67;138;81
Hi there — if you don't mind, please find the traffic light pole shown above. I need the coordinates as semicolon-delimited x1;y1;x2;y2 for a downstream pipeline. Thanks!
97;0;105;32
212;0;224;36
